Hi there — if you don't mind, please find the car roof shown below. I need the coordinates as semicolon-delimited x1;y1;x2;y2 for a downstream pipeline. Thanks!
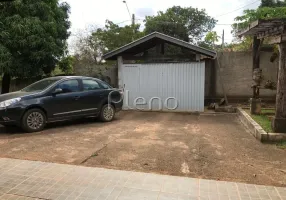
43;76;102;81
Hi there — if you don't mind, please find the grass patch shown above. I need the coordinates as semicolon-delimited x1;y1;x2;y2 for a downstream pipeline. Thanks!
276;141;286;149
251;114;273;133
244;109;274;133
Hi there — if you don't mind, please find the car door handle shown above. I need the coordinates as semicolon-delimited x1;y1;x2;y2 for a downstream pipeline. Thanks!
74;96;80;100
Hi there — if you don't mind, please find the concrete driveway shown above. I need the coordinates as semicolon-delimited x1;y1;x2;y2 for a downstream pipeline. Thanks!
0;111;285;187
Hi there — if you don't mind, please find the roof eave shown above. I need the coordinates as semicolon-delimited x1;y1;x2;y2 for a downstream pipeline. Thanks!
103;32;216;60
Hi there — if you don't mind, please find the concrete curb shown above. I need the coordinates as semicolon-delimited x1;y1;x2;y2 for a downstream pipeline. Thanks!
237;108;286;142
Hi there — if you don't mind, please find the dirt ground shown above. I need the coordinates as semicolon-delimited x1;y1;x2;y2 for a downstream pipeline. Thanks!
0;111;285;187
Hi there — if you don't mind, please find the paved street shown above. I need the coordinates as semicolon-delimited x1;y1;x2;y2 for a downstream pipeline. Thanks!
0;158;285;200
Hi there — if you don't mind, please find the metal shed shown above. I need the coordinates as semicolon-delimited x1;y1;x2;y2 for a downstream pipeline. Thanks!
103;32;216;112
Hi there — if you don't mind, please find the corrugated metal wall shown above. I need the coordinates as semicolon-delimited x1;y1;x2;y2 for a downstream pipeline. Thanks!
122;62;205;112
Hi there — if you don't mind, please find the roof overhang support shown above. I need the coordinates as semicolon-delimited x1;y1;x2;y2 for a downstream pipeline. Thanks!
237;19;286;133
266;34;286;44
257;25;286;39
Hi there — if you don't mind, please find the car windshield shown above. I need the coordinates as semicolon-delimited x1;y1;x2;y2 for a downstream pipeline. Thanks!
21;79;60;92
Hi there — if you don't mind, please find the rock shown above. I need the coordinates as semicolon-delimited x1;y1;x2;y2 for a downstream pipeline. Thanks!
215;105;237;113
219;98;226;106
208;103;216;110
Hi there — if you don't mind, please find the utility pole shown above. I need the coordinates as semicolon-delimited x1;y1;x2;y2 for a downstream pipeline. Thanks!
132;13;136;35
132;14;135;27
222;29;225;48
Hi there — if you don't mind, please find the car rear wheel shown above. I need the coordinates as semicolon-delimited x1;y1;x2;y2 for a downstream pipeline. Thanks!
99;104;115;122
22;109;46;132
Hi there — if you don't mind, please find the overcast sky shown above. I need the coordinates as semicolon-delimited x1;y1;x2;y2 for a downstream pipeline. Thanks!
63;0;260;48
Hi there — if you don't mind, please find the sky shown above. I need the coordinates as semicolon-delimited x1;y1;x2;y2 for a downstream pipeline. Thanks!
62;0;261;48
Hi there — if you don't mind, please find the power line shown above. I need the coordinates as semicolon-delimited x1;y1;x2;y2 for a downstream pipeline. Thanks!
115;20;131;25
215;0;260;18
136;19;233;25
123;1;132;21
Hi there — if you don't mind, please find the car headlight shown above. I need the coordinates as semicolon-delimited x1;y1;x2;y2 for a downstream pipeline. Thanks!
0;98;21;108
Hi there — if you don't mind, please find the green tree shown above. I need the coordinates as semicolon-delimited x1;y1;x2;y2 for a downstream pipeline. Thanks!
260;0;286;7
57;56;74;75
0;0;70;93
205;31;220;47
92;20;145;53
197;31;221;50
144;6;217;43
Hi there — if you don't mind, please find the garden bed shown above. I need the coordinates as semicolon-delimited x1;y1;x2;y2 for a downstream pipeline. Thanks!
238;108;286;142
244;108;275;133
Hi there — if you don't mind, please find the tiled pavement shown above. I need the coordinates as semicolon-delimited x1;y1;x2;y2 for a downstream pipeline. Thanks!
0;158;285;200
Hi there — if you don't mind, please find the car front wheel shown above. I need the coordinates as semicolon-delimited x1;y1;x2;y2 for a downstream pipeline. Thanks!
100;104;115;122
22;108;46;132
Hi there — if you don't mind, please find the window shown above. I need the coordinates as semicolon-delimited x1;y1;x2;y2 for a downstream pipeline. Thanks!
100;81;112;89
56;80;79;93
21;78;60;92
83;79;101;91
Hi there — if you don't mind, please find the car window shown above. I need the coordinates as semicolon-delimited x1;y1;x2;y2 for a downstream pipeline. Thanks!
21;79;60;92
56;80;79;93
83;79;101;91
100;81;112;89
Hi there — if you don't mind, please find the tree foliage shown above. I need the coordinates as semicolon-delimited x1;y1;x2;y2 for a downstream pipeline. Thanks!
92;20;144;53
260;0;286;7
71;27;113;80
198;31;221;50
0;0;71;79
144;6;217;43
231;1;286;51
233;7;286;32
57;55;74;75
205;31;220;44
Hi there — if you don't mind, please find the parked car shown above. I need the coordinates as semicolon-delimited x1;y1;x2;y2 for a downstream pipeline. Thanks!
0;76;123;132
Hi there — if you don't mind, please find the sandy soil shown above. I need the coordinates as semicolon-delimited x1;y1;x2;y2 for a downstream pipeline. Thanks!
0;111;285;187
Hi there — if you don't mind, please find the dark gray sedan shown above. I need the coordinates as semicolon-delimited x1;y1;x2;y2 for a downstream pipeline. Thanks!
0;76;123;132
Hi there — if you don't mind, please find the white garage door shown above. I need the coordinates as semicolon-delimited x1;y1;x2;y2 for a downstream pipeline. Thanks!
121;62;205;112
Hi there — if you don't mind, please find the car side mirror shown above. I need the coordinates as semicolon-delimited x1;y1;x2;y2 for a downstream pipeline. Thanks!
52;88;63;95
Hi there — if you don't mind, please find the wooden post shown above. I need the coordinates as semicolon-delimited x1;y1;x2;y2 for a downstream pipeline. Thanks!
250;36;262;114
252;36;261;98
272;42;286;133
253;36;260;70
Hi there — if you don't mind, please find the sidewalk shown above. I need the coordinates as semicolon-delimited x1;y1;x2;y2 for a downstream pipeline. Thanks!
0;158;285;200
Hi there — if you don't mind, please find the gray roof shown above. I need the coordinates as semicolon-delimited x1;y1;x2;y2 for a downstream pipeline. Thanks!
103;32;216;60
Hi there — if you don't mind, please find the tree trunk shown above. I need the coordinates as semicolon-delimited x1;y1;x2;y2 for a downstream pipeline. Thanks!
272;42;286;133
1;73;11;94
